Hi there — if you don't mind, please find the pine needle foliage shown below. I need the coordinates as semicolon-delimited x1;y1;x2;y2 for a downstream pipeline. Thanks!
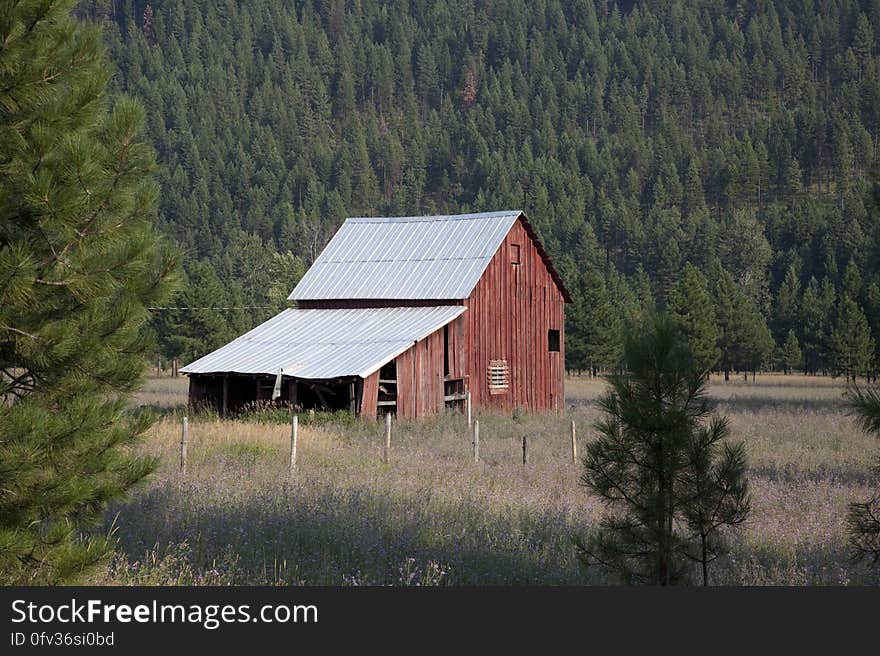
0;0;177;584
578;313;750;585
847;384;880;565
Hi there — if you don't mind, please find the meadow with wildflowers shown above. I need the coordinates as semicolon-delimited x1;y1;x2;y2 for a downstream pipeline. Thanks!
96;375;880;586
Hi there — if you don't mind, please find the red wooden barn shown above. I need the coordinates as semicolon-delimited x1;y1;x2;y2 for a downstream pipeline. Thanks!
181;210;571;418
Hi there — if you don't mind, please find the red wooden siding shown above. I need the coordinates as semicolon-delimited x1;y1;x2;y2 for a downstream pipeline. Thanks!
460;217;566;412
395;329;445;419
360;370;380;419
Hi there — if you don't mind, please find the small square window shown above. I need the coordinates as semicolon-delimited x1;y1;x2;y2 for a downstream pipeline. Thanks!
548;329;560;352
510;244;521;265
488;360;509;394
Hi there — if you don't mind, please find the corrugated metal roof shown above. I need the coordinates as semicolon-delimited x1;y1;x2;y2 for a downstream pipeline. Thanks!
179;306;466;379
289;211;522;301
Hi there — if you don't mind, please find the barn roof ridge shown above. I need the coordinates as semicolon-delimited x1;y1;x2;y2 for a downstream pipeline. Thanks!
289;209;571;302
346;210;521;223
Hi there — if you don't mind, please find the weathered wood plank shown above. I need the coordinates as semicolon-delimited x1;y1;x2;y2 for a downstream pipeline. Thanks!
360;370;380;419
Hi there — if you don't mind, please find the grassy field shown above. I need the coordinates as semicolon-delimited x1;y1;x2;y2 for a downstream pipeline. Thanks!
101;373;880;585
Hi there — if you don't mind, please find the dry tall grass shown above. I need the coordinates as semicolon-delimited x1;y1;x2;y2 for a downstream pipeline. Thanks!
94;374;880;585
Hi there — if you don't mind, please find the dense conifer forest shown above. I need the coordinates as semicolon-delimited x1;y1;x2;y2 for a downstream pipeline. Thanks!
79;0;880;378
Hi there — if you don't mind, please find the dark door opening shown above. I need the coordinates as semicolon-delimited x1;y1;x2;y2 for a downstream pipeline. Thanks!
443;324;450;377
378;361;398;416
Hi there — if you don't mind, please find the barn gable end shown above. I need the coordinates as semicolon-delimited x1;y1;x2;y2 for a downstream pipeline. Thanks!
451;217;566;413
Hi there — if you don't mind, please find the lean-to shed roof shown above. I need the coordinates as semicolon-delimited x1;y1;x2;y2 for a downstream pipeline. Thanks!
179;306;465;379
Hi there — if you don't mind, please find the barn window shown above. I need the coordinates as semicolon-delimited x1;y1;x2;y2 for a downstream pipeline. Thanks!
488;360;509;394
548;329;560;352
510;244;521;265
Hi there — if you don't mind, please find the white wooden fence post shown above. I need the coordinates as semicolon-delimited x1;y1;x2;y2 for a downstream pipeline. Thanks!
289;413;298;476
472;419;480;463
571;420;577;465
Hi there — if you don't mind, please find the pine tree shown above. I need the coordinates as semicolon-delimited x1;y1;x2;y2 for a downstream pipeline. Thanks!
564;225;603;373
648;208;684;303
712;265;748;380
866;281;880;379
668;263;720;373
847;384;880;565
772;264;800;343
800;278;825;374
784;157;802;195
717;208;771;309
830;295;874;381
854;13;874;82
578;265;623;375
579;314;750;585
843;259;863;300
815;278;839;372
779;329;803;375
155;260;232;364
741;309;775;379
0;1;175;583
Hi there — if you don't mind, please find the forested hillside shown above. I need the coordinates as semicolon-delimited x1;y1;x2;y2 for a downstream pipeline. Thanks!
79;0;880;377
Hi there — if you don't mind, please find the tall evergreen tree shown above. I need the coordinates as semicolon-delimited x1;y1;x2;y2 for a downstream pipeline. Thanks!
800;278;825;374
865;281;880;379
0;1;175;583
742;310;776;379
717;208;771;308
842;259;863;301
579;314;750;585
712;265;748;380
847;384;880;565
772;264;800;343
576;265;623;375
154;260;234;364
779;329;803;375
668;263;720;373
830;295;875;381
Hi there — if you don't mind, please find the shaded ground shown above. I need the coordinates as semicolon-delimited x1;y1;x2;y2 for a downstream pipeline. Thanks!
101;373;879;586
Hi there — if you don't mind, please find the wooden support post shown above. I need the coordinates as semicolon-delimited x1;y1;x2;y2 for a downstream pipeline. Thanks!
180;416;188;475
289;380;298;409
222;375;229;417
571;420;577;465
349;382;356;415
289;413;298;477
383;412;392;465
522;435;528;465
466;391;472;428
472;419;480;463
